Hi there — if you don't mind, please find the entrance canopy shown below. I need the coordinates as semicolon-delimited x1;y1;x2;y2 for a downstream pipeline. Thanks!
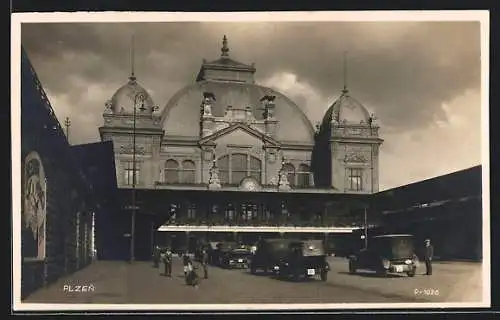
118;188;372;230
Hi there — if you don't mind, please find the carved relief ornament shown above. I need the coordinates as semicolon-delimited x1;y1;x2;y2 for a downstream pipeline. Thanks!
344;152;367;163
119;144;146;155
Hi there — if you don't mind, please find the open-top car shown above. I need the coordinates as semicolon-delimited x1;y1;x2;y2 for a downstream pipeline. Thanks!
348;234;418;277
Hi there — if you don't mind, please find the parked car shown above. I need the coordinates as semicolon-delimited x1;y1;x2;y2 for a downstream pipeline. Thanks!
220;247;252;269
250;238;298;275
275;239;330;281
213;241;239;266
348;234;418;277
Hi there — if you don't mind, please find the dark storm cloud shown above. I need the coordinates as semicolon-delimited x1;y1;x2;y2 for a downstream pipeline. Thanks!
21;21;481;141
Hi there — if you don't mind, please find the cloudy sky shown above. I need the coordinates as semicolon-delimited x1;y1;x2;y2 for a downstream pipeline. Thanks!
20;19;483;191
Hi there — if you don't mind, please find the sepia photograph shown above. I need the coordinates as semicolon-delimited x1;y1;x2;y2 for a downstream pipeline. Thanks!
11;11;490;311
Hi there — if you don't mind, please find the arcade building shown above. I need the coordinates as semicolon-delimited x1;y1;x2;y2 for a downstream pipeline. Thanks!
98;36;384;260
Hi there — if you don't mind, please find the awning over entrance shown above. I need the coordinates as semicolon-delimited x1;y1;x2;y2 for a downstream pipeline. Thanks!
118;187;373;230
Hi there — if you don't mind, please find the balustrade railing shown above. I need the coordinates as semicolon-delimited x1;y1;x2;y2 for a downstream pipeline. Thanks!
164;215;364;228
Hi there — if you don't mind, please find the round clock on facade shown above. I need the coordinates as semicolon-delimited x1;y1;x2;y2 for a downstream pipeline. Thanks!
23;152;47;260
239;177;260;191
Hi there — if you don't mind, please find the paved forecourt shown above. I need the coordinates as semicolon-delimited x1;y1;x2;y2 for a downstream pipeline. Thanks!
22;256;482;305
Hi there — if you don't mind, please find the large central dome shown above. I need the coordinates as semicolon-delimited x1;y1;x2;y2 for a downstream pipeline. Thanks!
160;36;315;144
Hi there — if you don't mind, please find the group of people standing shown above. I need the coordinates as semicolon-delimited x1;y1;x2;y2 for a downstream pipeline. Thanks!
153;247;209;287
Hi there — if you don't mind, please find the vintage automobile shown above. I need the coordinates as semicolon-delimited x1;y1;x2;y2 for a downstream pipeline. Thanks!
348;234;418;277
275;239;330;281
250;239;330;281
212;241;239;266
220;247;253;269
250;238;294;274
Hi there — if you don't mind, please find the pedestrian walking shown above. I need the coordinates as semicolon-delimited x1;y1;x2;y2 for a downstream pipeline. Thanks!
163;249;172;277
183;253;190;277
185;261;200;288
201;249;209;279
424;239;434;275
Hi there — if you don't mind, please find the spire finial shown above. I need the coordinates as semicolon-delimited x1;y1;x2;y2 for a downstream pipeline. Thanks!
221;35;229;58
129;34;136;81
64;116;71;142
342;51;349;94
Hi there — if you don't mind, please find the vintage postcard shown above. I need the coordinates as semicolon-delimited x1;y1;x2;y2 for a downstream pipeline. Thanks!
11;11;490;312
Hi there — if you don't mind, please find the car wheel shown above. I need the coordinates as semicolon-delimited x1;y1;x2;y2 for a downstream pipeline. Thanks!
320;270;328;281
348;261;356;274
250;264;257;274
407;267;416;277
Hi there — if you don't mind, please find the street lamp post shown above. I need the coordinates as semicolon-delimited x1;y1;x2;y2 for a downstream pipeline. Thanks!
277;155;286;226
130;93;146;263
364;113;377;250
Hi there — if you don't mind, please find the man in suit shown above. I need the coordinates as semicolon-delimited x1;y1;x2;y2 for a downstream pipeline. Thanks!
424;239;434;275
163;249;172;277
201;249;209;279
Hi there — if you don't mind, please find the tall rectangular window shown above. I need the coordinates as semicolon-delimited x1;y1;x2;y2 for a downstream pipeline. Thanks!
187;203;196;219
124;161;140;185
348;168;363;191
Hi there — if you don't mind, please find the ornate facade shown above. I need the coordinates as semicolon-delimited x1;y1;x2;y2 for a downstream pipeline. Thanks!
99;36;383;195
97;36;384;256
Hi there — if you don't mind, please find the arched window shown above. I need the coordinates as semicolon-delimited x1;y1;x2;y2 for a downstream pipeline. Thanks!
217;155;230;185
164;159;179;183
217;153;263;185
231;153;247;185
283;163;295;186
181;160;196;184
297;164;311;188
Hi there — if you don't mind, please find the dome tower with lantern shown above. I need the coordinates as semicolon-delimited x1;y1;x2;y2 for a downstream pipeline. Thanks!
99;36;163;187
312;53;384;193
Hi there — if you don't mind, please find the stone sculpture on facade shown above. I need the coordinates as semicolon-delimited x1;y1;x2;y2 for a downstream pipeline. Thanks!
260;95;276;120
202;92;215;117
277;157;291;191
104;100;113;114
208;155;221;190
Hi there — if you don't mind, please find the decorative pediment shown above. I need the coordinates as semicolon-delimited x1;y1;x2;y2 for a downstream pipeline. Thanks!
198;123;280;148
